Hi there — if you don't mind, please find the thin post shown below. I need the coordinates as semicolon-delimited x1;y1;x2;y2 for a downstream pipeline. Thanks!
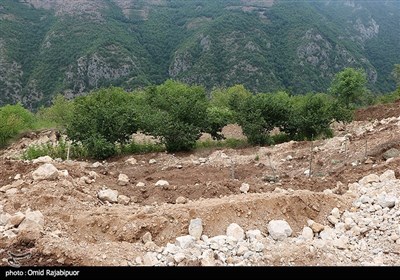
309;135;314;178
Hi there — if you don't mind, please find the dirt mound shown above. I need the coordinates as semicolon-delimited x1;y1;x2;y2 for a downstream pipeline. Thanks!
355;99;400;121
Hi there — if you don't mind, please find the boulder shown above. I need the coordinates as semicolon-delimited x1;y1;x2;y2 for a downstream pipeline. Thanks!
32;156;53;164
175;196;187;204
98;189;118;203
379;170;396;182
117;195;130;205
240;183;250;194
32;163;59;181
118;174;130;186
267;220;292;241
383;148;400;160
155;180;169;187
189;218;203;240
226;223;245;240
7;212;25;227
176;235;195;249
359;174;380;186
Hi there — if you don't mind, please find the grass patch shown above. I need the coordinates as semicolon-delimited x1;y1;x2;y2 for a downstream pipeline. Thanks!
120;141;165;155
22;139;88;160
196;138;249;150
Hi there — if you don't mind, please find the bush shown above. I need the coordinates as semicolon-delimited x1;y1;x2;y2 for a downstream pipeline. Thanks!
0;104;35;148
36;94;74;129
66;87;138;159
22;139;88;160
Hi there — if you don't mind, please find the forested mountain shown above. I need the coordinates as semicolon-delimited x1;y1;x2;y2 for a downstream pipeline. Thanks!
0;0;399;108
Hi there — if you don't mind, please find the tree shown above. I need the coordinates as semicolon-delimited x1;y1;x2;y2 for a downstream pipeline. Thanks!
36;94;74;129
140;80;209;152
329;68;368;108
66;87;138;159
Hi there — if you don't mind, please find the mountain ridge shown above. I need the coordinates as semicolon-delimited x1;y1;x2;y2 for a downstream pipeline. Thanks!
0;0;399;108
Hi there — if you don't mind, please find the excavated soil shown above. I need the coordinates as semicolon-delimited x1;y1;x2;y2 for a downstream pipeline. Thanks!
1;103;400;266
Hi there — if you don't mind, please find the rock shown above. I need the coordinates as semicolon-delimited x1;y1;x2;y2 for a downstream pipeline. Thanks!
88;171;98;180
189;218;203;240
18;209;44;237
379;170;396;182
175;196;187;204
323;189;333;195
0;213;11;225
117;195;130;205
136;182;145;188
328;215;339;225
144;241;159;251
118;174;130;186
226;223;245;240
200;250;216;266
383;148;400;160
299;226;314;241
125;157;137;165
331;208;341;219
173;253;186;263
142;232;152;243
92;162;102;168
97;189;119;203
310;222;324;233
333;236;348;249
7;212;25;227
14;174;21;180
359;174;380;186
267;220;292;241
240;183;250;194
6;188;18;195
58;170;69;178
319;228;336;241
377;193;396;208
32;163;59;181
286;155;293;161
198;158;207;163
149;159;157;164
246;229;263;241
143;252;158;266
175;235;195;249
155;180;169;187
304;169;310;176
364;158;374;164
32;156;53;164
164;243;180;255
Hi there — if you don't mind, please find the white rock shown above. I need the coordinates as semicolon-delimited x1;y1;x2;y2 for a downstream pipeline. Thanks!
117;195;130;205
118;174;130;186
198;158;207;163
19;210;44;231
189;218;203;239
58;170;69;178
88;171;98;179
175;235;195;249
359;174;380;186
142;232;152;243
333;236;348;249
33;156;53;164
164;243;180;255
299;226;314;241
136;182;145;187
377;193;396;208
7;212;25;227
173;253;186;263
328;215;339;225
143;252;158;266
92;162;102;168
331;208;340;219
200;250;216;266
125;158;137;165
240;183;250;194
252;242;265;252
267;220;292;241
149;159;157;164
380;170;396;182
175;196;187;204
0;213;11;225
32;163;59;181
323;189;333;195
246;229;263;241
286;155;293;161
319;228;336;241
304;169;310;176
14;174;21;180
155;180;169;187
226;223;245;240
97;189;119;203
6;188;18;195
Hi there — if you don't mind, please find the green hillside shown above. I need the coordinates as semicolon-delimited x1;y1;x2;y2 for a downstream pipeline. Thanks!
0;0;399;108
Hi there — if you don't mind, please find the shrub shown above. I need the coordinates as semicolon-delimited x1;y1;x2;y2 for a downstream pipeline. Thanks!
0;104;34;148
36;94;74;129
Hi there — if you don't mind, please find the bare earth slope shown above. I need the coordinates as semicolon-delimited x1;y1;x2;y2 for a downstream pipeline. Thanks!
1;104;400;266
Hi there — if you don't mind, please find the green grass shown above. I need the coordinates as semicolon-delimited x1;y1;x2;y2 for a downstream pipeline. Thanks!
22;139;88;160
196;138;249;150
119;141;165;155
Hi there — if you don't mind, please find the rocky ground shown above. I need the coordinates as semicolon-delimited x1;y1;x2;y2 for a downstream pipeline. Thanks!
1;103;400;266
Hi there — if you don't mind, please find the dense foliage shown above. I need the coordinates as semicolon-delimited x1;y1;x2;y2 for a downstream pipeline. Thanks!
0;0;399;108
